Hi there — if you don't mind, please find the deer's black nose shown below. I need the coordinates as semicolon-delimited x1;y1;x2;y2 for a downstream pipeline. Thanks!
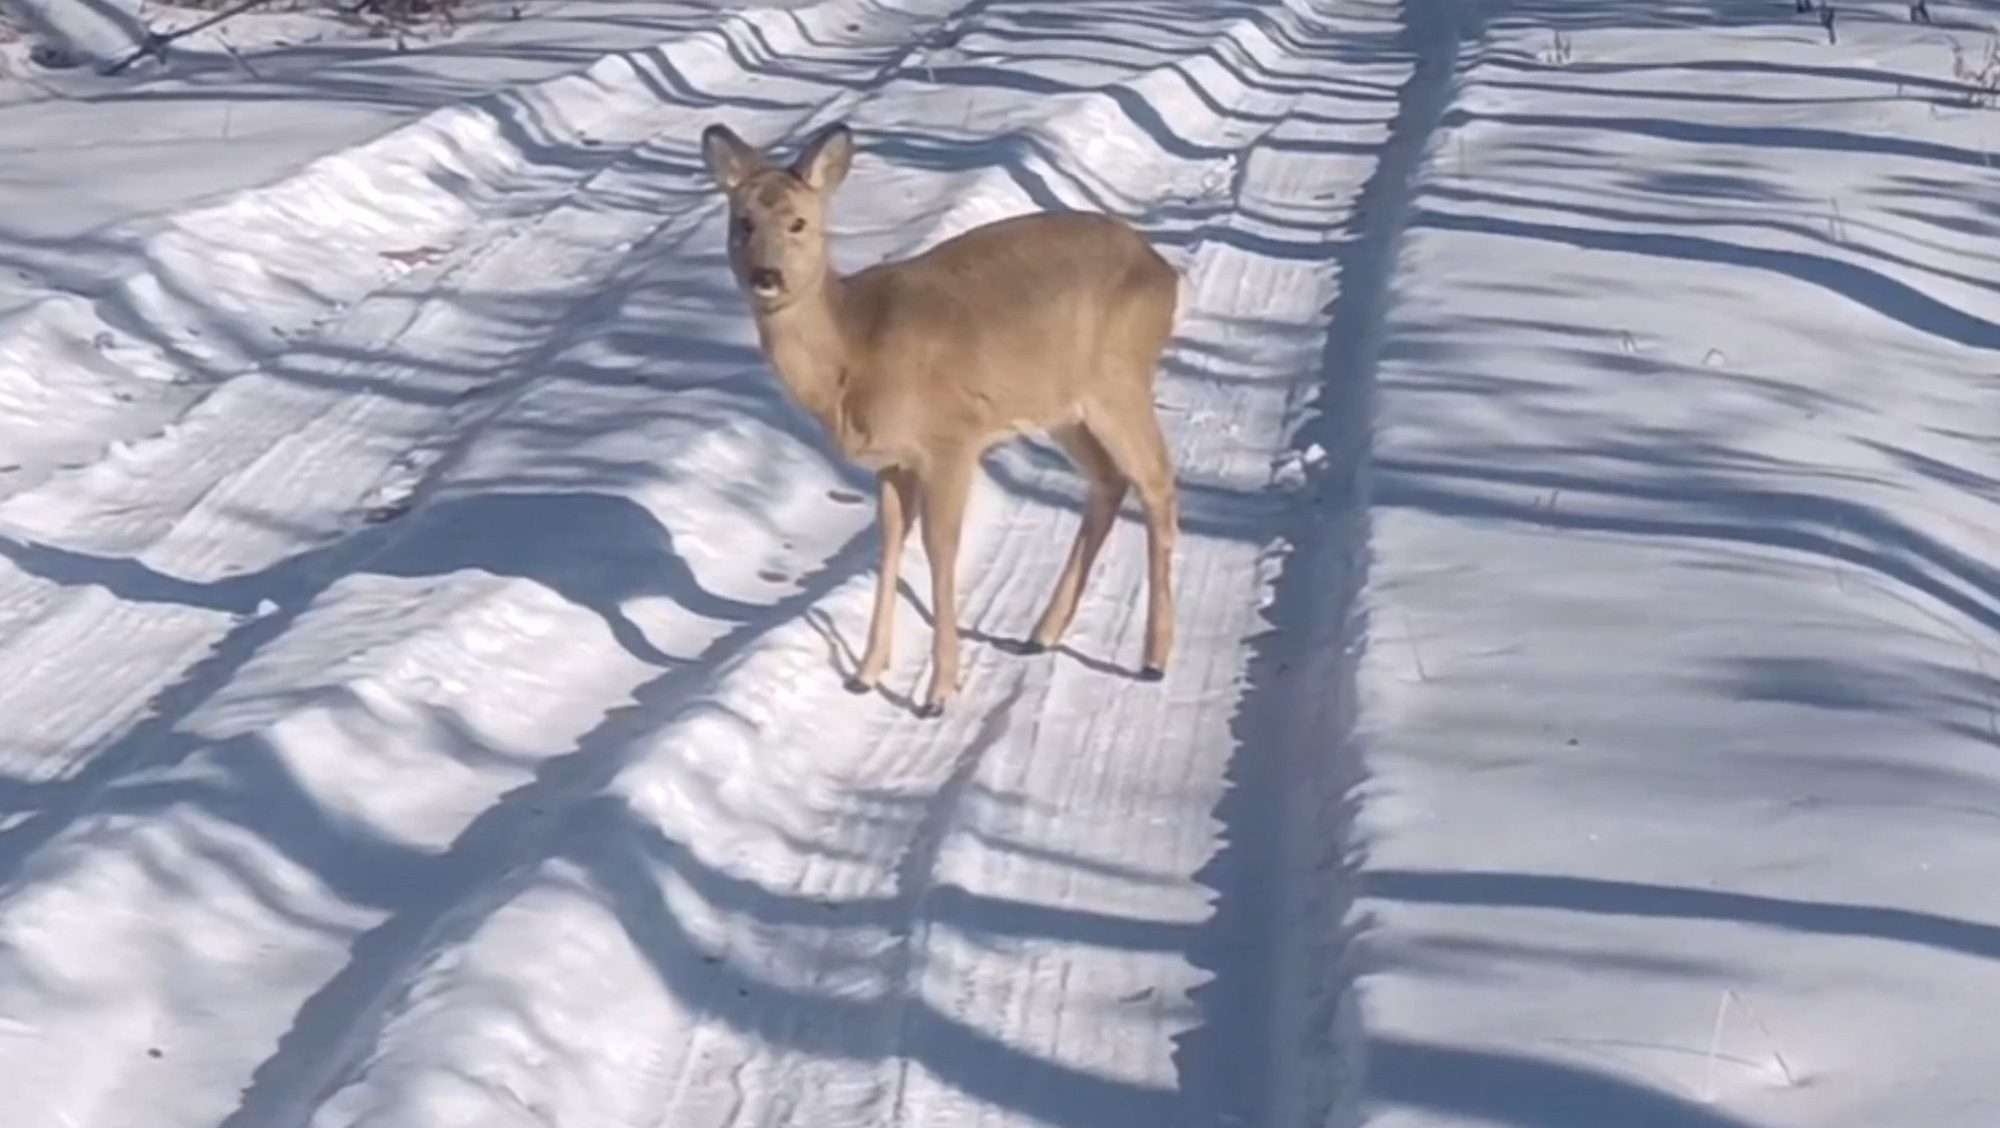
749;267;784;292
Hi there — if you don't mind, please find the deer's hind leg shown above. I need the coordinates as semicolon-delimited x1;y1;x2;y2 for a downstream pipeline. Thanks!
1083;399;1178;679
1029;424;1129;653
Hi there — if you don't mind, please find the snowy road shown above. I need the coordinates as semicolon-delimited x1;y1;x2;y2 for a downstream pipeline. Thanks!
0;1;1415;1124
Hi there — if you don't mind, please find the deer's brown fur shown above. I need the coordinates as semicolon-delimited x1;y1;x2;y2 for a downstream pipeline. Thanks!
702;122;1180;714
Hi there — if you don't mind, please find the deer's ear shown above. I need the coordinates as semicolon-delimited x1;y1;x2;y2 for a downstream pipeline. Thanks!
791;123;854;193
701;124;763;191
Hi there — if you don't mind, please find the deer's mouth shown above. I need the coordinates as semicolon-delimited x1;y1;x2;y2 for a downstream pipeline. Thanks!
747;266;786;299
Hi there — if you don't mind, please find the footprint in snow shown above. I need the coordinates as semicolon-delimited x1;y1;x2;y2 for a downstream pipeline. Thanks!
379;244;449;267
827;488;867;505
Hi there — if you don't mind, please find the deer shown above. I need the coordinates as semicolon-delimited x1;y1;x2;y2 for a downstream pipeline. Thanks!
699;121;1181;717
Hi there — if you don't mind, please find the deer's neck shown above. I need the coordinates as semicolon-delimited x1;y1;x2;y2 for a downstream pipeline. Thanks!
753;272;852;434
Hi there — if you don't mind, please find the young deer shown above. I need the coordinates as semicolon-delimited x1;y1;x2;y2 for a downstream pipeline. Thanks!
701;121;1180;715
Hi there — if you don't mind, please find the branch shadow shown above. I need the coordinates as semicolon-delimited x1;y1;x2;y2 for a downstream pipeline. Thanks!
1366;868;2000;962
1416;205;2000;351
1369;1035;1764;1128
564;798;1190;1128
1374;454;2000;634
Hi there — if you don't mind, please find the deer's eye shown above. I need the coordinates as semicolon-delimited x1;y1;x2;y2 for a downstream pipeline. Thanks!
735;216;754;237
789;217;807;233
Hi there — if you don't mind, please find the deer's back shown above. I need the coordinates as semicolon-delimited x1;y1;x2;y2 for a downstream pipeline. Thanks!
842;212;1176;435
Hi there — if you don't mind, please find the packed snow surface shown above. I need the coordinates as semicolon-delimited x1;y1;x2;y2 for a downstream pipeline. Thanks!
0;0;1995;1125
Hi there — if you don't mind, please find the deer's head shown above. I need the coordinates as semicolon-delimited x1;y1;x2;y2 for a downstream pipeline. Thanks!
701;122;854;313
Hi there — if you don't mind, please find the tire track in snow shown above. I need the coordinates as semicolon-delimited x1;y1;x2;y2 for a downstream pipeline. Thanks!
853;4;1418;1124
1191;0;1470;1122
881;680;1023;1124
659;6;1340;1119
723;2;1440;1123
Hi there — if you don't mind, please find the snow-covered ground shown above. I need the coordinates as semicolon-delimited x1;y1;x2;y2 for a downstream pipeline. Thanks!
0;0;1994;1125
1357;4;2000;1125
0;0;838;323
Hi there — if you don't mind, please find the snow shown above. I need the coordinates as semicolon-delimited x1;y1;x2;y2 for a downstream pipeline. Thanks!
0;0;1995;1125
1356;3;2000;1125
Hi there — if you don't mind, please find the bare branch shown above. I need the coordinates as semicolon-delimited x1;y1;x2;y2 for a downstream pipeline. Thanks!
104;0;276;75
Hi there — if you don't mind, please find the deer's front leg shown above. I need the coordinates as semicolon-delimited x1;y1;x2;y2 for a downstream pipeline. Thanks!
917;452;976;717
850;467;916;692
